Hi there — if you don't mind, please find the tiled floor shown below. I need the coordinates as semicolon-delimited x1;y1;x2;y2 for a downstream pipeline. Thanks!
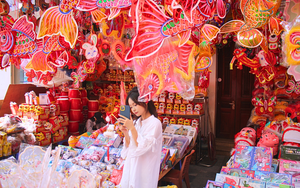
186;155;230;188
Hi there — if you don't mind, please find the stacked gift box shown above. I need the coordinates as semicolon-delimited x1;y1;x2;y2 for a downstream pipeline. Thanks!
9;90;71;146
0;131;11;158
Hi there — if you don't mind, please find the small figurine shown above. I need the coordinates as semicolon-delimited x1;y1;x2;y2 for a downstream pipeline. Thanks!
180;104;186;114
178;118;185;125
163;117;169;124
170;117;177;124
184;119;191;126
191;119;199;127
186;104;193;115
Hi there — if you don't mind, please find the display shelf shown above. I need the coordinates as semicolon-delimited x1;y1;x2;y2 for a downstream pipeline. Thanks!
94;80;135;84
159;113;204;117
159;142;196;180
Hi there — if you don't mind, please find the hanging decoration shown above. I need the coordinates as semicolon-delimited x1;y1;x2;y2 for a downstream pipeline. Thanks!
252;96;277;117
282;16;300;66
133;38;195;102
71;34;100;88
37;0;107;48
86;59;107;81
0;16;38;70
125;0;222;61
102;11;125;39
255;50;277;86
0;0;9;16
111;39;132;70
195;40;213;71
219;0;281;51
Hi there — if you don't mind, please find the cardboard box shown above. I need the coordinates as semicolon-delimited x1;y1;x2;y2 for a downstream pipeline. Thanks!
35;130;52;146
2;142;11;156
0;131;7;145
53;128;65;143
280;145;300;161
48;116;61;134
0;144;2;157
61;126;68;138
59;114;69;127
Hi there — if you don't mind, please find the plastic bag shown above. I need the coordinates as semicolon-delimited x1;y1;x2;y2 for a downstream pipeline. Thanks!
0;158;22;187
110;169;123;185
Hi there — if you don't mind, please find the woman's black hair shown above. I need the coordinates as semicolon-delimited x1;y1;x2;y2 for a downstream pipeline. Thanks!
126;87;158;118
90;112;105;124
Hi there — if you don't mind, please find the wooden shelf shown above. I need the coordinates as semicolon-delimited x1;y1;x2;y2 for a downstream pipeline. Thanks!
94;80;135;84
159;113;205;117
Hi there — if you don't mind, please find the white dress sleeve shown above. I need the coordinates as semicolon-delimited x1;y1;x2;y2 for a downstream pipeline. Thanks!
121;120;136;159
132;119;162;157
121;136;129;159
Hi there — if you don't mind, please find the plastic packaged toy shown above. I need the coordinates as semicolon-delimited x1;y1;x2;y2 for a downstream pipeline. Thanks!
220;167;255;178
239;178;266;188
75;136;96;149
206;180;224;188
215;173;240;186
232;145;254;170
251;147;273;172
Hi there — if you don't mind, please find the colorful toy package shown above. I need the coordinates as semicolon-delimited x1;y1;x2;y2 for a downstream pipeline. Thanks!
160;148;170;172
58;145;82;160
278;185;295;188
164;147;178;166
279;145;300;161
269;172;292;184
232;145;254;170
93;134;122;148
251;147;273;171
215;173;240;186
279;159;300;187
206;180;224;187
223;184;238;188
56;159;75;175
272;159;279;172
279;159;300;174
75;136;96;149
254;170;292;184
254;171;271;181
239;178;266;188
78;146;107;163
266;183;294;188
220;167;255;178
109;147;122;158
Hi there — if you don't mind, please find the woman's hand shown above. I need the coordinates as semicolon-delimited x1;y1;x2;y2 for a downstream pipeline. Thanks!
118;115;134;131
119;124;129;135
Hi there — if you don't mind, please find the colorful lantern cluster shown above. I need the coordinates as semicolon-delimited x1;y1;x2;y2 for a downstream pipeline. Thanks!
1;0;228;100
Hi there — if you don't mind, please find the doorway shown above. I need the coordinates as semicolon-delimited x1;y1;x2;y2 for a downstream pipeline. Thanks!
216;42;255;139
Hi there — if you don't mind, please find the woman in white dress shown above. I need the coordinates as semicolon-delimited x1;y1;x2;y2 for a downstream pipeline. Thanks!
118;87;163;188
